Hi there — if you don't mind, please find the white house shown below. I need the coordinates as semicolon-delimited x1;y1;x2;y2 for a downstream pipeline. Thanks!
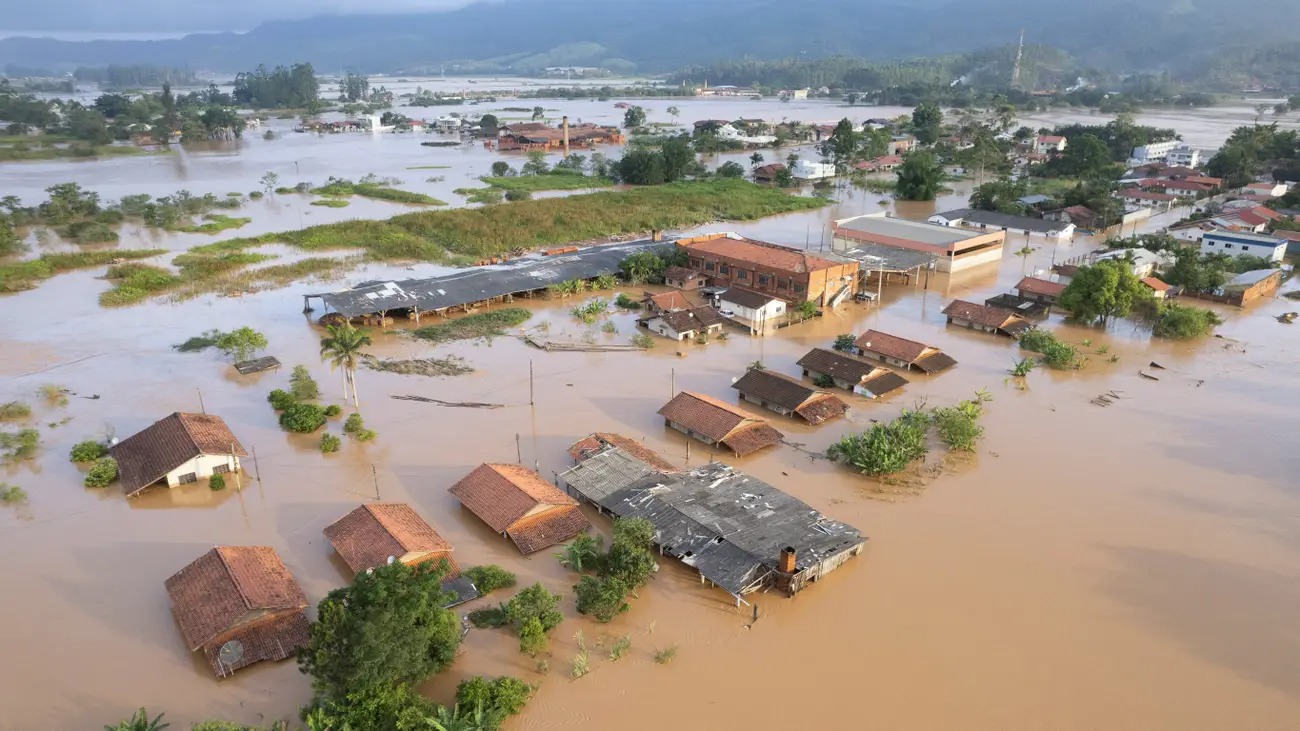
1199;231;1288;263
718;287;786;335
1093;248;1175;278
1128;140;1179;165
1034;135;1067;155
790;159;836;180
110;412;247;498
1166;145;1200;168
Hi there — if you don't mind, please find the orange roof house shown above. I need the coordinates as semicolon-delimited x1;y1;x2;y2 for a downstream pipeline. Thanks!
657;391;784;456
675;232;858;305
324;503;459;577
942;300;1034;337
111;412;247;497
568;433;680;472
164;546;309;678
449;464;590;554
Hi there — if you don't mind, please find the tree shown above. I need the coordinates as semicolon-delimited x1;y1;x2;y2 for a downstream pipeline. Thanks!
620;251;667;284
717;161;745;178
793;300;819;321
895;151;944;201
489;161;513;177
556;534;604;573
520;151;549;176
1057;259;1152;326
214;327;267;363
518;617;547;656
1043;133;1120;179
531;106;545;121
305;683;435;731
827;117;860;173
289;365;321;401
623;105;647;129
969;177;1028;213
1151;303;1223;339
613;148;665;185
574;575;631;623
456;676;532;721
1162;247;1229;293
833;334;856;351
319;323;372;408
478;113;499;130
749;152;765;169
660;135;695;182
773;167;795;188
260;171;279;194
666;106;680;124
299;561;460;700
503;583;563;634
911;103;943;145
106;708;169;731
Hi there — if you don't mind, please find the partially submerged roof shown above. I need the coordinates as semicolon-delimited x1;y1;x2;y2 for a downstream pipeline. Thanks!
942;300;1033;335
324;503;458;576
644;290;690;311
581;460;866;597
833;214;985;249
796;347;881;383
676;233;841;273
655;309;713;334
731;368;848;422
719;287;780;310
827;242;934;272
311;240;660;318
1141;277;1172;292
448;464;590;553
1015;276;1067;298
1225;269;1281;290
569;433;679;473
657;391;784;456
165;546;308;653
112;412;247;497
853;330;926;363
662;266;702;281
936;209;1072;234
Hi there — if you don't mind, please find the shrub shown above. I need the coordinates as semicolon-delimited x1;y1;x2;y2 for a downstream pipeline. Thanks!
608;635;631;661
826;410;930;476
812;374;836;389
630;333;655;350
323;404;343;417
519;617;548;656
574;575;631;623
39;383;68;406
209;473;226;491
279;403;327;433
1018;329;1080;369
214;326;268;362
614;292;641;310
456;676;533;720
267;389;296;411
833;334;856;352
0;483;26;504
70;439;108;463
84;457;119;487
465;565;517;594
654;646;678;664
1010;358;1036;377
1152;303;1223;339
289;365;321;400
354;428;378;442
320;433;341;453
504;189;532;202
0;428;40;463
468;606;509;629
0;401;31;420
504;583;563;634
344;413;364;433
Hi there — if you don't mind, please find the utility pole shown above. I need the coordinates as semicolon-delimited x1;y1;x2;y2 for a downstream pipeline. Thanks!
197;388;205;415
529;360;535;406
516;433;522;464
371;464;380;500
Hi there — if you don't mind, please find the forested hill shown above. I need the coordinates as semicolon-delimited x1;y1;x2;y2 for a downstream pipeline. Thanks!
1;0;1298;86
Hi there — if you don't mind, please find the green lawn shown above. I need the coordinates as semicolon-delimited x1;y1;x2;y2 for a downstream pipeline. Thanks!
0;250;165;293
481;174;614;192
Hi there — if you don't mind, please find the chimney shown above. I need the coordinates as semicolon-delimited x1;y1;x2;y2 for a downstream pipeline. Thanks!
562;115;570;157
779;546;796;574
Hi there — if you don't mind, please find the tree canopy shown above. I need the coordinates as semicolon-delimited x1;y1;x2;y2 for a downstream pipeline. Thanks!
232;63;320;109
894;151;944;201
1057;259;1152;326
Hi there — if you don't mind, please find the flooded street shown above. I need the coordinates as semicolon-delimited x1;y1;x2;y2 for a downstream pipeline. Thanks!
2;88;1300;730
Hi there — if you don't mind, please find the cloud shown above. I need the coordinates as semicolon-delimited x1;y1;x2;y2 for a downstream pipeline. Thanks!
2;0;482;34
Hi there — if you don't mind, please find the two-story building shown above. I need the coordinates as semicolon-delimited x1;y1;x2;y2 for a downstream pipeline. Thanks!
1199;231;1288;263
1034;135;1068;155
675;233;858;306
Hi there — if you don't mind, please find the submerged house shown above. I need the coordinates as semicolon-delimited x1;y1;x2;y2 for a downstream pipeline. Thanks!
1014;276;1067;305
941;300;1034;337
642;290;691;314
796;347;909;398
662;266;707;291
559;448;866;602
642;307;726;341
164;546;310;678
449;464;591;554
111;412;246;498
731;368;849;424
568;433;680;473
324;503;478;606
851;330;957;374
657;391;784;456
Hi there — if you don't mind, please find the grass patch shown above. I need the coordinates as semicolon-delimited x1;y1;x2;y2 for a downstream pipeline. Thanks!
482;174;614;192
364;356;473;377
1024;177;1081;197
0;428;40;463
1018;329;1081;369
654;646;678;665
406;165;451;170
198;180;826;262
412;308;532;344
312;179;446;205
0;249;165;293
310;198;351;208
0;483;26;504
174;214;252;234
100;250;345;305
0;402;32;420
0;143;152;163
456;187;505;205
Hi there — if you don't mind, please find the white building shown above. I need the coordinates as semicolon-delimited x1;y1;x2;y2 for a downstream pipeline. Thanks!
1165;145;1201;168
1244;182;1289;198
1128;140;1179;165
718;287;786;335
1200;231;1288;263
790;159;836;180
1034;135;1068;155
1093;248;1175;278
110;412;247;498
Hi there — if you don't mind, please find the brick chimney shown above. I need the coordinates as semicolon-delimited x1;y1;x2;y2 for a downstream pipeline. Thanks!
779;546;797;574
562;115;570;157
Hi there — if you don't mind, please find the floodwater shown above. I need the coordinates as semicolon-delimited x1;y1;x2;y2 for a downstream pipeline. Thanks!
2;90;1300;730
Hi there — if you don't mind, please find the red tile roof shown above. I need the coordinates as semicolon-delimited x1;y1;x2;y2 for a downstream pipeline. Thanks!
644;291;690;312
1037;135;1066;143
449;464;578;534
657;391;784;455
677;233;839;273
1015;276;1067;297
1141;277;1171;292
1121;190;1177;202
568;433;679;472
324;503;459;577
507;506;591;554
165;546;308;660
797;347;886;383
853;330;927;363
111;412;247;497
943;300;1030;333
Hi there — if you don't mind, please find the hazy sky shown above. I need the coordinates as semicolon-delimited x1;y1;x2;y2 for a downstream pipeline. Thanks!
3;0;481;34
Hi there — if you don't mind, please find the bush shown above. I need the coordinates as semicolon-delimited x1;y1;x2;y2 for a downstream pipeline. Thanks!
630;333;655;349
0;428;40;463
574;575;631;623
833;334;856;352
209;473;226;491
267;389;295;411
0;483;26;504
812;374;836;389
70;440;108;463
827;410;930;476
279;403;327;433
321;433;341;453
214;326;268;362
468;606;509;628
1152;303;1223;339
504;583;563;634
1018;329;1080;369
354;428;377;442
0;401;32;420
518;617;548;656
84;457;119;487
614;292;641;310
323;404;343;417
654;646;678;664
465;565;517;594
456;676;533;721
504;189;532;202
289;365;320;400
344;413;364;433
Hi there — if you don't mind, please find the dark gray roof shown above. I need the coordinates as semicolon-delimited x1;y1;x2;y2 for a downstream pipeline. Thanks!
934;209;1070;235
442;577;481;608
559;447;659;503
311;240;662;317
828;243;934;273
719;287;779;309
1225;269;1280;290
573;458;865;597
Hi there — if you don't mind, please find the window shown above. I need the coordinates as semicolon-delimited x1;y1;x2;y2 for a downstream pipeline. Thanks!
177;472;197;484
793;283;805;293
704;261;715;271
718;264;729;274
1223;243;1233;249
736;270;748;280
213;464;230;474
758;274;770;286
776;280;788;290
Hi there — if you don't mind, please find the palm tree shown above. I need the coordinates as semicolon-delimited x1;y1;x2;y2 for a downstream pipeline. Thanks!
555;534;604;572
427;703;498;731
106;709;169;731
320;323;372;408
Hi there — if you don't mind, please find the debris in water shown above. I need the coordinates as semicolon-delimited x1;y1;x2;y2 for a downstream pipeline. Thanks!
1091;390;1125;407
390;395;503;409
366;357;473;377
1139;371;1159;381
1148;361;1166;370
1278;312;1297;324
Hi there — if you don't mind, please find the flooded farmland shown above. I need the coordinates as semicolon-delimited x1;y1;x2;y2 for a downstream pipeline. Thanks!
2;87;1300;730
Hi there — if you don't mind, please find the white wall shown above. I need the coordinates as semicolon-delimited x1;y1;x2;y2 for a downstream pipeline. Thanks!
165;454;240;487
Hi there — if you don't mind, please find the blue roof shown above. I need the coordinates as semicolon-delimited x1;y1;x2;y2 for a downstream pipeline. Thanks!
1203;231;1285;248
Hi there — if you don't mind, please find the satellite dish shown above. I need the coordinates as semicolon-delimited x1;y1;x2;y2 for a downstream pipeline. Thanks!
386;555;396;565
218;639;244;667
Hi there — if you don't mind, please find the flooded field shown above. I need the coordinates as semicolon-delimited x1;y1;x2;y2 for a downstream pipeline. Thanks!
2;88;1300;730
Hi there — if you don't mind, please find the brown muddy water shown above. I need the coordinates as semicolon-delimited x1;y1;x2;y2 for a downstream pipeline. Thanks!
3;91;1300;730
3;218;1300;731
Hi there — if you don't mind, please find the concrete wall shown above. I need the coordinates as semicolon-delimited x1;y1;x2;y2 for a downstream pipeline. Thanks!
166;454;239;487
944;242;1005;273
